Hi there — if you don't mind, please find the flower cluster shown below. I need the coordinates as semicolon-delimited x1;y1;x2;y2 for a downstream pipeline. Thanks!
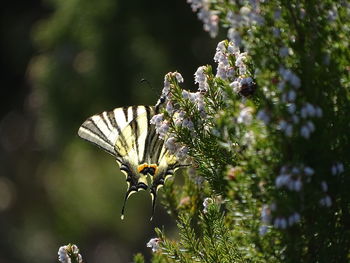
319;180;332;207
181;90;206;116
275;165;314;191
260;202;301;234
331;162;344;175
151;41;256;166
194;66;209;92
214;40;255;97
259;65;322;139
258;66;323;139
214;41;239;80
186;0;219;38
150;72;195;162
186;0;265;45
58;244;83;263
258;164;325;232
226;4;264;45
276;102;322;139
150;113;168;139
273;212;301;229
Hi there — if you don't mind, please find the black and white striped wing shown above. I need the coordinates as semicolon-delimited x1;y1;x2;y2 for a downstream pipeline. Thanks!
77;106;150;159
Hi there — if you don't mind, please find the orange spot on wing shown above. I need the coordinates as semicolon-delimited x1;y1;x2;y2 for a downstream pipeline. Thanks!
138;163;148;173
137;163;158;175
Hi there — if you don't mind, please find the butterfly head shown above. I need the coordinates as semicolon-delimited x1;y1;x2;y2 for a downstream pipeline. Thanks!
155;96;166;112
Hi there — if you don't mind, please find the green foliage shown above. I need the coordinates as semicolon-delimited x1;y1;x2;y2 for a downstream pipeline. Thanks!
137;1;350;263
154;207;246;263
133;253;145;263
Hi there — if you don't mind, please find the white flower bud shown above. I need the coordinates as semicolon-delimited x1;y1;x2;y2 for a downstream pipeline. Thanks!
194;66;207;84
304;167;314;176
174;72;184;83
259;225;268;236
287;103;296;114
321;181;328;192
203;197;214;213
58;244;83;263
306;121;315;132
337;162;344;174
291;167;300;174
306;103;316;116
300;125;310;139
278;120;288;131
165;137;177;153
182;119;194;130
287;90;297;101
280;218;287;229
150;113;164;127
147;238;161;252
176;146;189;160
166;101;174;114
257;109;270;124
182;90;190;99
294;179;302;192
331;164;337;175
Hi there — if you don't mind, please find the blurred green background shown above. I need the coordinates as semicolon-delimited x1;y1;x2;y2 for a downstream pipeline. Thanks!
0;0;218;262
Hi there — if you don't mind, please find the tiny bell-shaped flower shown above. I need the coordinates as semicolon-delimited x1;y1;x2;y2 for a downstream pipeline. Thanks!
147;238;161;253
173;72;184;83
58;244;83;263
203;197;214;213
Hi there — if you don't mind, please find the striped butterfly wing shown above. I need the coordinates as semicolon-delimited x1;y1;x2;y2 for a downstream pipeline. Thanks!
78;105;180;219
78;106;149;158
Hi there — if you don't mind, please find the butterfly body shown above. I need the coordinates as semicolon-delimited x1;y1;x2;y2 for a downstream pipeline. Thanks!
78;104;181;219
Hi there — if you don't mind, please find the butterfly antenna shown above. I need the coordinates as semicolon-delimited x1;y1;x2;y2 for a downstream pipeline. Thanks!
140;78;157;94
140;78;165;109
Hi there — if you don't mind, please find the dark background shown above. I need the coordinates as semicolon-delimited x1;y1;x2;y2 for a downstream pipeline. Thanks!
0;0;218;262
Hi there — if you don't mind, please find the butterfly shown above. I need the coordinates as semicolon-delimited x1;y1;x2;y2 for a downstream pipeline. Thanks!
78;99;185;220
